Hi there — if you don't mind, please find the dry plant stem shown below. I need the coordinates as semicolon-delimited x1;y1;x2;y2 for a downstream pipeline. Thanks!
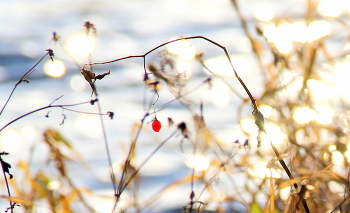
0;100;105;133
268;136;311;213
57;42;82;70
196;56;244;100
0;51;50;116
120;129;179;193
154;79;209;114
84;35;309;211
0;154;12;213
116;113;149;208
230;0;267;82
93;88;118;200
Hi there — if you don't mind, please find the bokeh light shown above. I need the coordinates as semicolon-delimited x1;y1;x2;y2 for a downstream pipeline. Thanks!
212;85;230;107
241;118;258;134
185;154;210;171
67;34;95;56
248;162;282;179
318;0;344;18
75;115;99;133
44;60;66;78
20;125;36;141
263;21;332;53
332;151;344;164
264;123;285;145
167;39;196;60
334;60;350;99
314;105;334;125
70;76;87;91
204;57;249;77
293;107;316;124
47;180;61;190
259;105;273;118
0;129;22;153
254;3;275;22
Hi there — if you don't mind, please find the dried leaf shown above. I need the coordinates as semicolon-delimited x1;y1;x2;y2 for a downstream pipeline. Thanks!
107;111;114;119
95;70;111;80
1;160;13;179
81;68;96;95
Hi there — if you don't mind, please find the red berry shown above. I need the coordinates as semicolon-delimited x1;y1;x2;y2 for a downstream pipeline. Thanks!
152;119;161;132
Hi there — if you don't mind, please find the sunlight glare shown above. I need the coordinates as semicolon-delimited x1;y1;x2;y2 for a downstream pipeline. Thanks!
318;0;344;18
70;76;87;91
307;21;332;42
47;181;61;190
259;105;273;118
293;107;316;124
185;154;210;171
167;39;196;60
314;105;334;124
254;3;275;22
241;118;258;134
67;34;95;56
75;115;99;133
332;151;344;164
334;60;350;99
20;125;36;140
44;60;66;78
204;57;249;77
264;123;285;145
94;200;116;213
212;85;230;107
0;129;22;153
248;162;282;179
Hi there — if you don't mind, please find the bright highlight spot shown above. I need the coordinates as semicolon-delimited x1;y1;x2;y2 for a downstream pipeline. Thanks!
318;0;343;18
248;162;282;179
204;57;249;77
259;105;274;118
265;123;285;144
212;85;230;107
329;145;337;153
334;60;350;99
67;34;95;56
167;39;196;60
263;21;331;53
314;105;334;124
185;154;210;171
94;200;116;213
254;3;275;22
70;76;87;91
47;181;61;190
20;125;36;140
307;21;332;42
0;129;22;153
44;60;66;78
75;115;99;133
241;118;258;134
332;151;344;164
293;107;316;124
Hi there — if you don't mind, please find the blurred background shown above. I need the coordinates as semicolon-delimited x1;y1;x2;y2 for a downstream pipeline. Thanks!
1;0;350;212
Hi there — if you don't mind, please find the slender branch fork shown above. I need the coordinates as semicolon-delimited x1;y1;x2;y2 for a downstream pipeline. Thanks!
84;36;310;212
0;99;107;133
